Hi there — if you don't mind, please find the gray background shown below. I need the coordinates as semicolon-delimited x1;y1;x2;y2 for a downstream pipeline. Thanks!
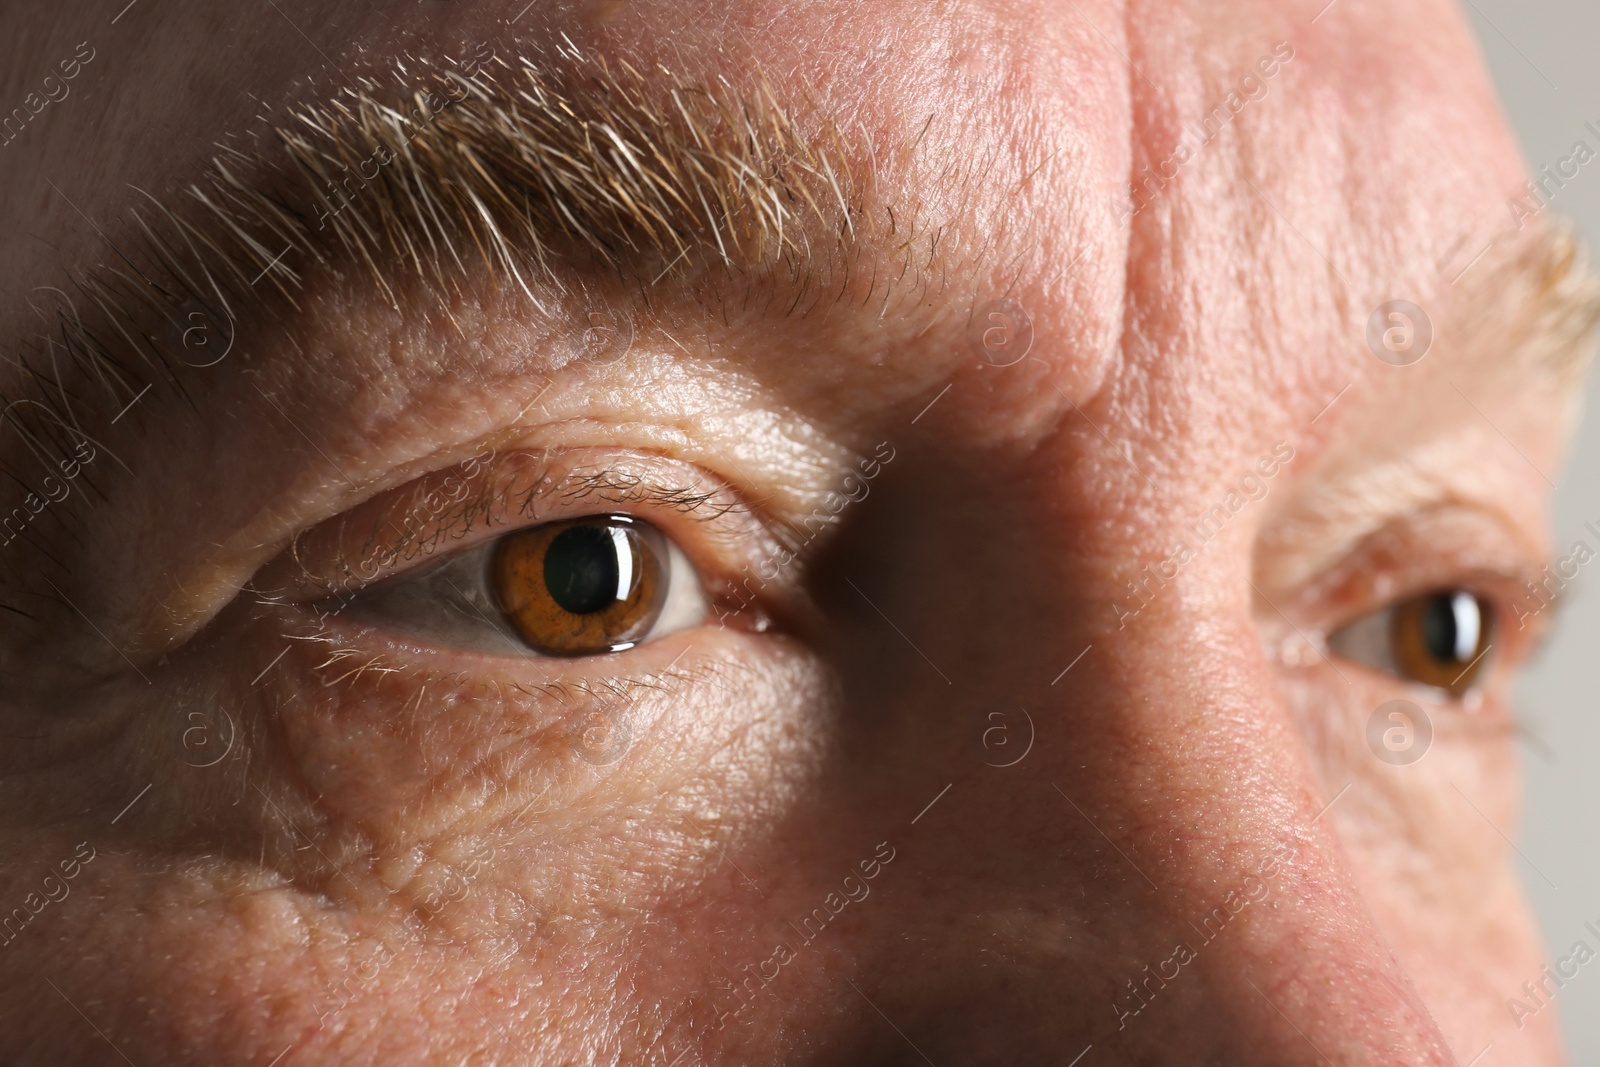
1470;0;1600;1056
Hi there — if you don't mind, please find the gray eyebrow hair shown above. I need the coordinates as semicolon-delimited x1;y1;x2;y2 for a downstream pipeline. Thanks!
1458;221;1600;392
220;48;862;311
0;44;881;589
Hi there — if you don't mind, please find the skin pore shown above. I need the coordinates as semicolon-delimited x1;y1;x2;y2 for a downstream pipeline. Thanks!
0;0;1596;1064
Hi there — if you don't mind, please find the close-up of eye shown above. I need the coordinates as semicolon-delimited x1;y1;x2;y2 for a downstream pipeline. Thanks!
328;513;708;658
1328;588;1496;697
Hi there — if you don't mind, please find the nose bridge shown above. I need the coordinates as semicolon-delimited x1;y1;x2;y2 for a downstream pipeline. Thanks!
826;436;1456;1062
1029;570;1459;1064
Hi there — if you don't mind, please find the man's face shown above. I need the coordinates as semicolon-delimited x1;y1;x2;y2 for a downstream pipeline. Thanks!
0;0;1593;1063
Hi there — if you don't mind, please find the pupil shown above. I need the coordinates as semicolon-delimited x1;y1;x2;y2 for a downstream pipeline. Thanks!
1420;592;1471;663
544;524;622;615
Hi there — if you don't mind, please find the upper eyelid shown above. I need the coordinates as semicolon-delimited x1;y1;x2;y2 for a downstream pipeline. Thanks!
316;515;710;660
1267;505;1541;613
259;447;767;604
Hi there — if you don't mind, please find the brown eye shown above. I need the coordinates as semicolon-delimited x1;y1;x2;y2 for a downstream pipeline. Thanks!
1389;589;1493;696
492;515;669;655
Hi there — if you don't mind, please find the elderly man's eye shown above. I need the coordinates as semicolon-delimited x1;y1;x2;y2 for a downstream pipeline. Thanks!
327;513;707;657
1328;589;1496;697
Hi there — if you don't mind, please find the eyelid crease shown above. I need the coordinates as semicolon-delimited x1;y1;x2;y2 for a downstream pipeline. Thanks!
255;447;767;607
1261;503;1555;684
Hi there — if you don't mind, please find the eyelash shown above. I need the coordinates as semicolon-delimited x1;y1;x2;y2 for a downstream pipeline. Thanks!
257;448;778;666
278;453;729;597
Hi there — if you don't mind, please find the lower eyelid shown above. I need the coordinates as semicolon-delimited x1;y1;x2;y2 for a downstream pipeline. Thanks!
246;607;826;847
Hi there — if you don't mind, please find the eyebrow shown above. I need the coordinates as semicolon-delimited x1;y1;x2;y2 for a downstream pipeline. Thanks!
0;46;877;575
244;50;863;308
1453;221;1600;390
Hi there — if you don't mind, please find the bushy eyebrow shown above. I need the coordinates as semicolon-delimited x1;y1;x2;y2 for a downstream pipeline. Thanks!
0;44;876;579
1456;221;1600;390
222;49;862;310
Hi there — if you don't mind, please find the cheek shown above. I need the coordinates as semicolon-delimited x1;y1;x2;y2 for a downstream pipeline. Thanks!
1277;667;1518;894
1266;663;1552;1053
1274;666;1533;967
2;856;599;1064
0;862;333;1062
1;619;841;1062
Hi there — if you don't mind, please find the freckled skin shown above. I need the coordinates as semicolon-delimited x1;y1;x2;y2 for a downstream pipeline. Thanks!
0;1;1587;1065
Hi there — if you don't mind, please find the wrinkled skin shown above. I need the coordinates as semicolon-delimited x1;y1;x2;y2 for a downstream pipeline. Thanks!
0;0;1590;1064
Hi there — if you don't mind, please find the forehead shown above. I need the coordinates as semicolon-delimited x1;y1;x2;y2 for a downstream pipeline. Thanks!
0;0;1578;475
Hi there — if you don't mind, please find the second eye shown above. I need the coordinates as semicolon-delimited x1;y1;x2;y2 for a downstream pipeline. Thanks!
329;514;707;658
1328;588;1495;697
